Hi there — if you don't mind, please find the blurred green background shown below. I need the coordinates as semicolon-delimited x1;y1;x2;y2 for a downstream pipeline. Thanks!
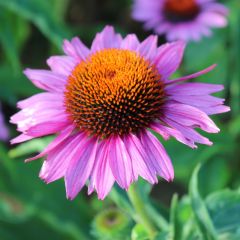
0;0;240;239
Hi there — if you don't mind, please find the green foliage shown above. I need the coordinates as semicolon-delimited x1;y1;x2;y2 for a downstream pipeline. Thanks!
0;0;239;239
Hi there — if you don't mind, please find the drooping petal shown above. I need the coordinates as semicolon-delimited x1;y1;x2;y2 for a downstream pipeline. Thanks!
88;141;115;200
124;134;158;183
162;117;213;146
163;103;220;133
140;130;174;182
108;136;133;189
39;133;84;183
150;122;197;148
65;135;98;200
26;125;75;162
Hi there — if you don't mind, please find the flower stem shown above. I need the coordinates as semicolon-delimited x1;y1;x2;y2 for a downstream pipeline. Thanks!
127;184;156;239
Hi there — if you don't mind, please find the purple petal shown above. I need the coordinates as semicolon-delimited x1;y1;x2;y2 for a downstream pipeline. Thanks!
137;35;158;60
162;117;212;146
108;136;133;189
11;96;69;136
163;103;220;133
166;65;216;85
88;141;115;200
154;41;186;80
140;130;174;181
91;26;122;52
166;83;224;95
124;134;158;183
151;122;197;148
11;134;34;144
26;125;75;162
63;37;90;61
17;93;62;109
65;135;98;200
47;56;77;76
24;69;66;92
40;133;84;183
121;34;140;51
0;108;8;141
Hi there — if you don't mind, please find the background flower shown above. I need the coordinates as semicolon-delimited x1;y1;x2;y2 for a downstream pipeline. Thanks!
132;0;228;41
0;105;9;141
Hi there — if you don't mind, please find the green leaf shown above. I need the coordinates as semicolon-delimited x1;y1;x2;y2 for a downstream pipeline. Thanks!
206;189;240;239
189;165;218;240
9;137;53;158
0;9;26;72
0;0;71;49
131;224;149;240
169;194;178;240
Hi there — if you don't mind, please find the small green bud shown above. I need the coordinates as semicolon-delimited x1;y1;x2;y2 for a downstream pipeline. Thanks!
91;208;133;240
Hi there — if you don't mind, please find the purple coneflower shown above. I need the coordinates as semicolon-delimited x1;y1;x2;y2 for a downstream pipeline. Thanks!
132;0;228;41
0;105;8;141
11;26;229;200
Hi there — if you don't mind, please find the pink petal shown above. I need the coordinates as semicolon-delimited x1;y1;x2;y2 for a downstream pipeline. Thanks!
17;93;63;109
154;41;186;80
151;122;197;148
26;125;75;162
166;65;216;85
63;37;90;61
137;35;158;60
166;83;224;96
88;141;115;200
163;103;220;133
40;133;84;183
121;34;140;51
65;135;98;200
91;26;122;52
108;136;133;189
47;56;77;76
11;133;35;144
162;117;212;146
140;130;174;181
26;120;70;137
124;134;158;183
24;69;66;92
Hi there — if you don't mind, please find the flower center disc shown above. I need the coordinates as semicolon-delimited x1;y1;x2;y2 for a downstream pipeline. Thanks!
65;49;164;138
164;0;200;22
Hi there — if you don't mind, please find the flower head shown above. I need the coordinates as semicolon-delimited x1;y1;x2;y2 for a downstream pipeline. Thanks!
132;0;228;42
11;26;229;200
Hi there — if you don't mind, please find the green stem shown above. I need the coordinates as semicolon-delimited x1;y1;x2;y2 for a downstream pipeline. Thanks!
127;184;156;239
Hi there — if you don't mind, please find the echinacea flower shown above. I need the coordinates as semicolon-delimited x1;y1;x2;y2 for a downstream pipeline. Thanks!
0;104;8;140
11;26;229;200
132;0;228;42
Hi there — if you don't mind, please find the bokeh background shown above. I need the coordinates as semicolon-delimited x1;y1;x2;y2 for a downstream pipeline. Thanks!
0;0;239;239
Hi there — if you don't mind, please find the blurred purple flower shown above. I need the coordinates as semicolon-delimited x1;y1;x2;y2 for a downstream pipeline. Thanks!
11;26;229;200
132;0;228;42
0;105;9;141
